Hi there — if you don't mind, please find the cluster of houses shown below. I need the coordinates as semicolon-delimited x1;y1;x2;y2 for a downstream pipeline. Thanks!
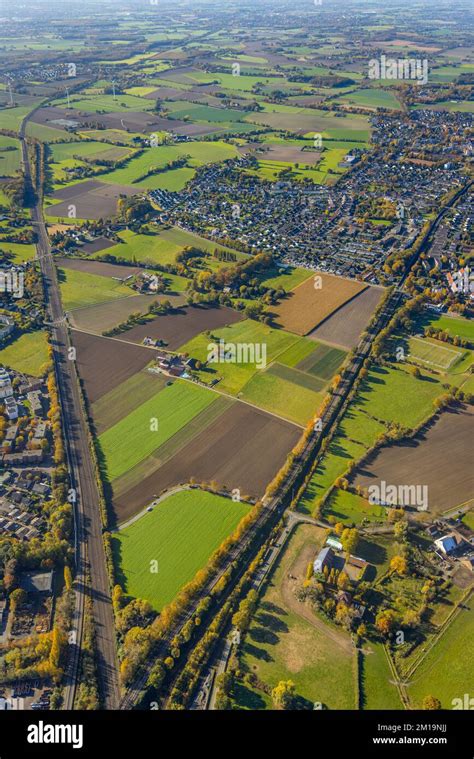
0;470;49;543
158;110;471;286
0;370;49;466
0;315;14;342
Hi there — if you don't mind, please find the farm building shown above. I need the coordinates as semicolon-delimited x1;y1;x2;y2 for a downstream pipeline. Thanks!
434;534;458;555
314;546;334;573
19;570;54;596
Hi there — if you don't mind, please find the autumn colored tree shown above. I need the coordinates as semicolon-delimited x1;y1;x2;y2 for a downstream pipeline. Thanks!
271;680;296;710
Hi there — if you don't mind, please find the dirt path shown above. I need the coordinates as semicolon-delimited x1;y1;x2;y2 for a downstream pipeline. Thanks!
280;542;354;655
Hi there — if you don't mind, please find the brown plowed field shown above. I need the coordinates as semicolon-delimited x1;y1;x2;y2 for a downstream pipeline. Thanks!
353;406;474;513
113;304;244;350
48;180;138;220
272;272;367;335
72;331;153;403
308;284;384;349
113;401;301;521
56;257;143;280
69;293;186;333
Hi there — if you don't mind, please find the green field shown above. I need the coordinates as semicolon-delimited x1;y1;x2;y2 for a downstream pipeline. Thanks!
0;331;49;376
297;342;347;380
113;489;251;610
180;319;309;395
361;643;403;710
0;241;36;263
240;368;323;425
334;88;402;110
408;336;464;370
99;226;246;268
235;524;356;710
98;140;238;187
99;380;217;481
0;135;21;177
416;312;474;344
408;595;474;708
58;267;133;311
325;488;386;525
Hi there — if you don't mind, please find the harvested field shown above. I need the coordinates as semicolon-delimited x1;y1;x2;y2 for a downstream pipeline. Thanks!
56;257;143;280
114;304;244;350
353;406;474;513
308;284;384;348
79;237;117;255
69;293;186;333
272;272;367;336
238;142;321;164
113;401;301;521
72;331;153;404
47;180;138;220
31;105;189;135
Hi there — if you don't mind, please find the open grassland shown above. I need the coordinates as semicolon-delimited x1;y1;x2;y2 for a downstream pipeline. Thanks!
296;342;347;379
99;380;217;482
416;312;474;344
0;241;36;263
325;488;386;525
361;643;403;710
235;524;356;710
240;368;324;425
0;331;49;377
99;226;246;267
113;490;251;610
272;273;367;335
258;266;313;292
0;135;21;176
408;594;474;708
333;88;402;110
58;267;133;311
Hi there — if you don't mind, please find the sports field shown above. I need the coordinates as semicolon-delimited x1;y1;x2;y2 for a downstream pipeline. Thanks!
408;336;463;370
113;489;251;610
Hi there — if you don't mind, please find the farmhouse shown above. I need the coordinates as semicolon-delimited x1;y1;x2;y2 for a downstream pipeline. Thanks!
434;534;458;555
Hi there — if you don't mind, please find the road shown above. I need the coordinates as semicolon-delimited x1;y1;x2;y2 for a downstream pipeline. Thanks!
19;119;120;710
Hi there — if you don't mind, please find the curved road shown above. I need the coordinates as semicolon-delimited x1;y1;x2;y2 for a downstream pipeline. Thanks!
19;120;120;710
